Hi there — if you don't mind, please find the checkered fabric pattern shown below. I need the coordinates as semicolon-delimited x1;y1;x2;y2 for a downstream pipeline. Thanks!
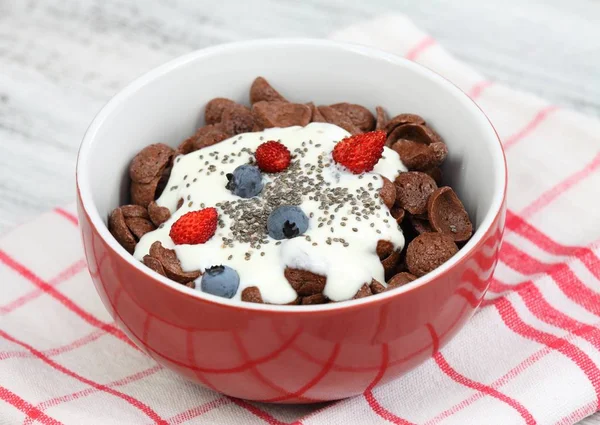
1;14;600;425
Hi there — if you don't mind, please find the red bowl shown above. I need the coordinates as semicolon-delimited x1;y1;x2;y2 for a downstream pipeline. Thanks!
76;39;507;403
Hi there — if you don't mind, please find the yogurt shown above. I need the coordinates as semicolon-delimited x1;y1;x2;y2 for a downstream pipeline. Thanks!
134;123;406;304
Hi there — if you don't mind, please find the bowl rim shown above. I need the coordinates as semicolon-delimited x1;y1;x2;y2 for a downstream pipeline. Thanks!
76;38;507;314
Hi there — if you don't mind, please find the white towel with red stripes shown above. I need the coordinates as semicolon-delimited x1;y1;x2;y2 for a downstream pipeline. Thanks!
1;14;600;425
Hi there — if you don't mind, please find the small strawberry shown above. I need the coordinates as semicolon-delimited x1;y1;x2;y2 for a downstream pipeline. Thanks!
255;141;291;173
169;207;218;245
332;130;386;174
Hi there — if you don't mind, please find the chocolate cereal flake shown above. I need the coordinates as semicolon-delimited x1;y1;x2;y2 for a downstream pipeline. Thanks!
387;272;417;288
148;241;200;284
387;123;443;147
352;283;373;299
376;240;395;260
409;215;433;235
375;106;389;131
131;177;161;208
125;217;155;239
284;267;326;296
252;101;311;130
330;103;375;132
220;103;255;136
189;124;230;150
241;286;264;303
147;201;171;226
394;171;438;215
406;232;458;277
109;208;136;253
392;140;448;171
143;255;166;276
384;113;426;134
390;206;405;224
120;204;150;219
317;105;361;135
370;279;387;294
427;187;473;242
250;77;287;104
381;249;401;279
129;143;174;185
176;138;196;155
379;176;396;209
301;293;328;305
205;98;236;125
307;102;327;123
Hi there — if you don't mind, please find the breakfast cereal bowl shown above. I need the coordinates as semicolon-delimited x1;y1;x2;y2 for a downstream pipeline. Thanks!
76;39;506;402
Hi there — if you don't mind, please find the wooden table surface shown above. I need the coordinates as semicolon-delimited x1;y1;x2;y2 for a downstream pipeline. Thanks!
1;1;599;423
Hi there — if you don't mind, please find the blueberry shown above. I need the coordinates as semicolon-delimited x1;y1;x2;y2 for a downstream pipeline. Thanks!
200;265;240;298
226;165;263;198
267;206;309;240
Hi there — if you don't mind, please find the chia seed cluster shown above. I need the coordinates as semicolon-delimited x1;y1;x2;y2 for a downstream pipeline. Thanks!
173;135;392;260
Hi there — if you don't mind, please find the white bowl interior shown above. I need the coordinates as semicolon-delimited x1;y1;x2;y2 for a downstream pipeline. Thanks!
78;39;505;310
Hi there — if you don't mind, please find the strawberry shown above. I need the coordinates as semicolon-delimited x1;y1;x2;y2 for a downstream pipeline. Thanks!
332;130;386;174
255;141;291;173
169;207;218;245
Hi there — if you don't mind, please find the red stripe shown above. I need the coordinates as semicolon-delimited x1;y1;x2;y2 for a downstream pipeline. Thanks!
184;331;283;425
364;344;416;425
520;152;600;218
555;401;597;425
456;287;480;308
54;208;78;225
184;330;220;392
0;385;62;425
141;314;152;346
272;294;471;373
260;344;340;403
134;322;302;373
503;105;557;150
0;250;137;350
468;80;494;99
516;283;600;405
23;365;162;425
499;242;600;317
405;36;436;60
167;397;230;425
0;329;105;361
505;210;583;256
427;324;536;425
500;241;548;275
0;329;168;424
231;331;312;402
0;259;87;315
488;277;518;294
232;330;321;403
423;326;584;425
579;248;600;281
505;209;600;281
494;297;600;409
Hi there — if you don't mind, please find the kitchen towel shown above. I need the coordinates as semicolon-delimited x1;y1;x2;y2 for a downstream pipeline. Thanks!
1;14;600;425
